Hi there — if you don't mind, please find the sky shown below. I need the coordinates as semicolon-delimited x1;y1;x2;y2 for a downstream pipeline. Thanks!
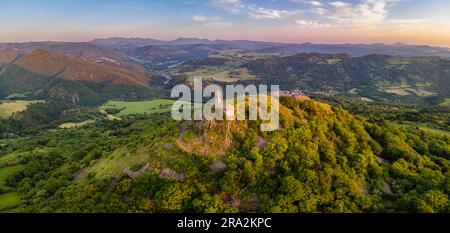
1;0;450;47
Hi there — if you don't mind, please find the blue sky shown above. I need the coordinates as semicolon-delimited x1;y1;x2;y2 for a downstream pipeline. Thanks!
1;0;449;46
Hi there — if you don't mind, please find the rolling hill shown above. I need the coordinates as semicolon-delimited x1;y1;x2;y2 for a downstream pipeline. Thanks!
0;50;165;105
243;53;450;103
0;42;147;72
3;42;125;59
127;45;189;62
256;43;450;57
0;47;19;64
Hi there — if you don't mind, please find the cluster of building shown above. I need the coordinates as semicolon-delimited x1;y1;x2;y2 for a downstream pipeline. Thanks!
280;89;338;97
279;89;306;97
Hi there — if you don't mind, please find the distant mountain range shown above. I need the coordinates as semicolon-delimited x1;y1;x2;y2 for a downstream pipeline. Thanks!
1;38;449;69
89;37;283;50
89;37;450;57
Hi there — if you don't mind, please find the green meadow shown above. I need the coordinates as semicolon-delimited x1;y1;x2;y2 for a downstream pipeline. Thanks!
100;99;176;116
441;98;450;107
0;192;21;211
390;121;450;136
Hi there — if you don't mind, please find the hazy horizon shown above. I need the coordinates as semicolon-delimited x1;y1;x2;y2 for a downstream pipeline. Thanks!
2;36;450;49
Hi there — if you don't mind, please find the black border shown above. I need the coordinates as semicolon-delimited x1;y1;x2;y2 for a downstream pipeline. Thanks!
1;213;449;232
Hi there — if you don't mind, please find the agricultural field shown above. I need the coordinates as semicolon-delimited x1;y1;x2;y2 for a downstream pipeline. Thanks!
0;100;43;118
387;57;412;66
182;66;258;83
405;88;437;97
380;86;437;97
59;120;96;129
99;99;176;116
382;87;411;96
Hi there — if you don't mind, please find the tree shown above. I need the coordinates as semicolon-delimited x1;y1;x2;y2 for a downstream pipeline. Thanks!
155;183;194;212
417;190;449;213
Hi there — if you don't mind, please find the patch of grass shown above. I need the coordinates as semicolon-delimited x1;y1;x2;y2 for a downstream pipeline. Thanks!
210;70;239;83
0;100;43;118
404;88;437;97
390;121;450;136
0;139;8;146
59;120;96;129
85;148;150;180
387;57;411;65
185;66;258;83
420;127;450;136
106;114;122;121
0;153;21;167
0;165;24;189
211;68;258;83
382;87;411;96
100;99;176;116
415;82;432;87
5;93;27;99
359;97;374;102
0;192;21;211
326;58;341;64
0;145;47;167
381;86;437;97
440;98;450;107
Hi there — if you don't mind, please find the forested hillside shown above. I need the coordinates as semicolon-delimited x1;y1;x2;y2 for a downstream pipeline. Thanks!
1;97;449;213
0;50;166;106
244;53;450;104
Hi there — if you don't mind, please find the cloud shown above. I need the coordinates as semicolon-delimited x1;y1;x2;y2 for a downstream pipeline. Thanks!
210;0;245;14
293;0;399;28
213;0;240;3
290;0;324;7
328;0;394;26
202;21;235;29
192;13;233;29
192;15;208;22
309;1;324;7
211;0;301;20
247;6;292;20
211;0;400;29
192;15;222;23
295;19;331;28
